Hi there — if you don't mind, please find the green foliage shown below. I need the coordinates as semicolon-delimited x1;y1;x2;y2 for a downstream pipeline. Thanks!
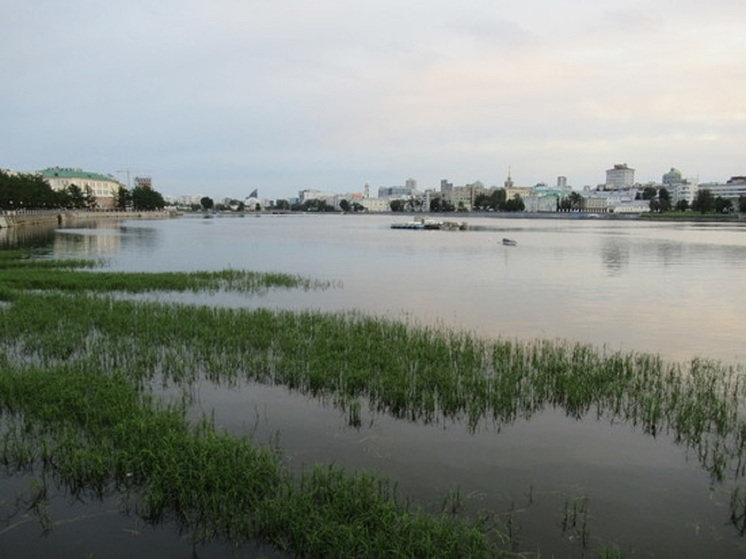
115;185;130;210
389;199;406;212
430;197;455;212
691;189;714;213
131;185;166;210
293;198;334;212
0;170;58;210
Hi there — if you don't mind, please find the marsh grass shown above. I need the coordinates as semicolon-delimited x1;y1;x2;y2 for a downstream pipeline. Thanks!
0;250;331;295
0;368;505;557
1;250;745;556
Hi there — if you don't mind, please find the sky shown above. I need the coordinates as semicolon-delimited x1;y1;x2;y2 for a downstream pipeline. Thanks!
2;1;745;200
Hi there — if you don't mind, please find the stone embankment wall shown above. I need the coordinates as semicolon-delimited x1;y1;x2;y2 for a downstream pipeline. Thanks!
0;209;177;229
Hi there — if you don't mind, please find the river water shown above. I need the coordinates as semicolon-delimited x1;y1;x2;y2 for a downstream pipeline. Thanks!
4;213;746;558
52;213;746;363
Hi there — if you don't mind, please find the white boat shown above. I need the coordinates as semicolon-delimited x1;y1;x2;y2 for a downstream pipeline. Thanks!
502;238;517;246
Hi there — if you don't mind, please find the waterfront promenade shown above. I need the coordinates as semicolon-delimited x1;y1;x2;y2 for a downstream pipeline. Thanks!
0;209;177;229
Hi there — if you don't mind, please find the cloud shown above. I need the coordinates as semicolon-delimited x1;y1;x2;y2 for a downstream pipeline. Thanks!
1;0;745;197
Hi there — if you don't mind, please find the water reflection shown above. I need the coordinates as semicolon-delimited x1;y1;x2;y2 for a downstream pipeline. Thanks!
0;223;57;250
53;223;161;260
600;237;630;275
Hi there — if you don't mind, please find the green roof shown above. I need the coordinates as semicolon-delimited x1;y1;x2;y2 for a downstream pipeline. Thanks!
39;167;118;183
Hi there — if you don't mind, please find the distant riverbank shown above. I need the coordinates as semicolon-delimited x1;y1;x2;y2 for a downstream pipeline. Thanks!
0;209;177;229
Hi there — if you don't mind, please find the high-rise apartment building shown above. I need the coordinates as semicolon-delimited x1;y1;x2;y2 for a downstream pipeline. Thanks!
605;164;635;188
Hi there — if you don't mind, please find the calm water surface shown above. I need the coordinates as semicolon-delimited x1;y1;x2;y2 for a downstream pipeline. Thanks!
53;213;746;363
4;214;746;557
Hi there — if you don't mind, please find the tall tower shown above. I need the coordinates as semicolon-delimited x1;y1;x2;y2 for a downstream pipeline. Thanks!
364;182;370;198
504;166;514;188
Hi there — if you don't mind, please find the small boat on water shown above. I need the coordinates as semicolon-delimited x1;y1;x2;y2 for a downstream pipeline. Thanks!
502;238;517;246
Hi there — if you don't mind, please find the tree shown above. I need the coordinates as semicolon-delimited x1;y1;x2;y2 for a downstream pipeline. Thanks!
561;191;583;212
502;195;525;212
691;189;714;214
0;171;58;210
657;188;672;212
83;186;97;208
675;199;689;212
473;193;492;211
115;186;130;210
430;198;454;212
389;199;406;212
65;184;87;209
200;196;214;211
301;199;333;212
132;185;165;210
739;196;746;213
339;199;351;212
641;186;657;200
714;196;733;214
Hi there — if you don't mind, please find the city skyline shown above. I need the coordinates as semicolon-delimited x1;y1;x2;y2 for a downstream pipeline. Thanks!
2;1;744;200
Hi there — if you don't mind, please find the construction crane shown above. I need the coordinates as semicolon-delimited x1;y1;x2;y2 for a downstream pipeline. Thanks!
116;168;149;189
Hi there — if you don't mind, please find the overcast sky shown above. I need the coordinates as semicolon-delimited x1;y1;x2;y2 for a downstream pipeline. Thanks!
2;1;744;200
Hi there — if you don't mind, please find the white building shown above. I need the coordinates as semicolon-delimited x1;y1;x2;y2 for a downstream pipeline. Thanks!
667;179;698;206
698;177;746;203
40;167;122;208
605;164;635;189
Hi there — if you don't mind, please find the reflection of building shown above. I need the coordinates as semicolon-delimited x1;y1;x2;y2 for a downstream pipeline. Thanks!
605;163;635;188
40;167;121;208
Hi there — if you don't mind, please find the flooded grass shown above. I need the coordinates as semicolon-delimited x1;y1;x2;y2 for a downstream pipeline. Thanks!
1;251;746;556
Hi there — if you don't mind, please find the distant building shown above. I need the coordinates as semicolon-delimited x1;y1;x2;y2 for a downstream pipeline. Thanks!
605;163;635;189
40;167;122;208
557;176;568;190
378;186;414;198
134;176;152;189
698;177;746;203
662;168;683;186
298;188;336;203
354;197;390;212
504;170;514;188
667;179;698;206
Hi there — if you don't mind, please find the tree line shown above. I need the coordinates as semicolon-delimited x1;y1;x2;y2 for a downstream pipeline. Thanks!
0;170;165;211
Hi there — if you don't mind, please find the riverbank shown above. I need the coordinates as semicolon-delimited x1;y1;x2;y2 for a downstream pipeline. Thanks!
0;209;178;229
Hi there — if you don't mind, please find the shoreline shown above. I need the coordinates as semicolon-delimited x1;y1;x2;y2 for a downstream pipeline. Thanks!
0;209;178;229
